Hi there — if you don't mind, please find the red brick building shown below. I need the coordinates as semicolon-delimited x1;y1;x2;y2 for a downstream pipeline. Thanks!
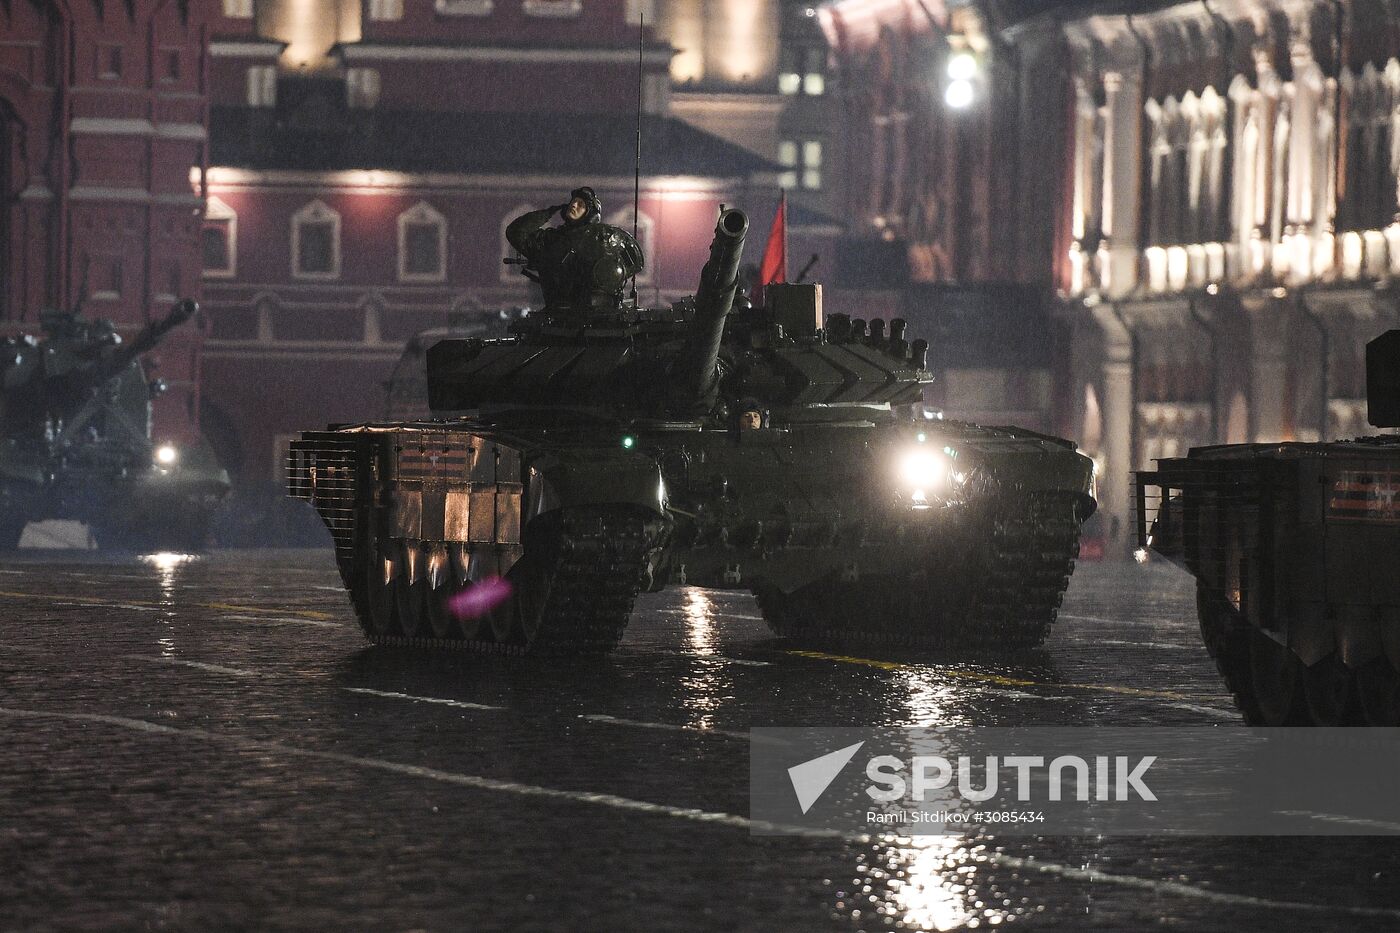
200;0;785;489
0;0;212;447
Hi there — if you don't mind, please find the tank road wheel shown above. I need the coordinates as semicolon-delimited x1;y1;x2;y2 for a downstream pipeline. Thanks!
1302;655;1358;726
753;493;1081;652
423;547;461;640
361;528;402;638
394;544;430;638
1195;584;1263;723
485;506;663;655
426;584;469;640
751;582;814;640
1357;658;1400;726
1249;630;1306;725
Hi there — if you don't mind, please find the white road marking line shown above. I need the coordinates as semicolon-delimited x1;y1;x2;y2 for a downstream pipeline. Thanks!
579;714;754;741
1057;612;1185;628
1276;810;1400;833
1058;637;1201;651
223;614;343;629
118;653;749;737
341;687;505;711
124;655;261;677
4;704;1400;920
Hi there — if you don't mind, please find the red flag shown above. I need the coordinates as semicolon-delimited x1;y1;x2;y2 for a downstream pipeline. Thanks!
759;192;787;286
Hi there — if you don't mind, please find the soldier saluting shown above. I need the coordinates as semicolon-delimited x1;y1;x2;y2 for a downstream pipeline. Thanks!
505;187;644;312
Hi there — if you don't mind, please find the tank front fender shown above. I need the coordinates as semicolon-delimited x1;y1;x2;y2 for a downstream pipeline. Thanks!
525;450;668;523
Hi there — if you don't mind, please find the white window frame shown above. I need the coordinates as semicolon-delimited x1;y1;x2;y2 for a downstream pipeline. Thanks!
202;196;237;279
398;201;448;283
435;0;494;15
247;65;277;107
522;0;582;17
291;200;342;280
779;138;823;190
606;207;655;285
368;0;404;20
346;67;381;109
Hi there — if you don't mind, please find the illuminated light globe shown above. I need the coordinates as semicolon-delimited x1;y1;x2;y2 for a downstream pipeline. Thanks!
945;78;974;109
947;51;977;81
900;449;946;489
155;444;178;465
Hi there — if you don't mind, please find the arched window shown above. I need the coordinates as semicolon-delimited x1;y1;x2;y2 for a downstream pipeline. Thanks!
1339;60;1400;232
291;200;340;279
606;207;655;285
397;201;447;282
202;196;237;278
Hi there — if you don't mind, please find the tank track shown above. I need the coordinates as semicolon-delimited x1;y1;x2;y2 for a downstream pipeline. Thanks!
754;492;1082;651
339;506;665;656
1196;583;1400;725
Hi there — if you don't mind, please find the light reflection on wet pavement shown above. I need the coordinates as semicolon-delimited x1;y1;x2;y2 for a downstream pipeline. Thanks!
1;550;1398;930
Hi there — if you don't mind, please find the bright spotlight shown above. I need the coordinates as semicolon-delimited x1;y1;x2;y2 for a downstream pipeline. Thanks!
945;79;974;109
900;449;947;489
154;444;178;465
947;51;977;81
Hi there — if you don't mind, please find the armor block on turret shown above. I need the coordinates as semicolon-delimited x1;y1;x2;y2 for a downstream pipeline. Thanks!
766;283;823;338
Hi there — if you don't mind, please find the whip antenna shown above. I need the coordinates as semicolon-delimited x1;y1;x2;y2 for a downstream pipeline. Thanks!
633;13;643;242
631;13;644;300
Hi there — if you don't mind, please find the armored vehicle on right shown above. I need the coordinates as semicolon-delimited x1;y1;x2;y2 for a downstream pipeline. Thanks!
1138;330;1400;725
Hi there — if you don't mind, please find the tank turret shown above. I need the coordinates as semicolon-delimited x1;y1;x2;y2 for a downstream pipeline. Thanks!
0;298;228;551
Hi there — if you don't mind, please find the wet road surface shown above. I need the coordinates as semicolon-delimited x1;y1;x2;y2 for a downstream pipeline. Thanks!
2;551;1398;931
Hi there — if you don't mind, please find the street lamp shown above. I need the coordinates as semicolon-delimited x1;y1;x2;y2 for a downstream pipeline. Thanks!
945;79;974;109
943;49;978;109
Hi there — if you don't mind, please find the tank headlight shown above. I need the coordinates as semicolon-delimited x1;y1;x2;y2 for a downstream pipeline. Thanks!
155;444;178;465
899;449;947;489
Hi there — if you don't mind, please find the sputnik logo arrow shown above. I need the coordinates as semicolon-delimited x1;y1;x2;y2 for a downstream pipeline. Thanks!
788;741;865;814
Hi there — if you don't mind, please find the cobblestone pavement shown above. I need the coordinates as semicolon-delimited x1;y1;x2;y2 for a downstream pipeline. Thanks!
2;550;1398;931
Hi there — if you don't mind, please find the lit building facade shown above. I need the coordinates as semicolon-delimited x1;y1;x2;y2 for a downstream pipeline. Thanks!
1059;0;1400;555
201;0;783;488
659;0;841;219
816;0;1070;435
0;0;212;447
820;0;1400;556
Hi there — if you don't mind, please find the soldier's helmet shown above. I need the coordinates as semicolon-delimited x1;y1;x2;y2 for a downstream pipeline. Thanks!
567;186;603;226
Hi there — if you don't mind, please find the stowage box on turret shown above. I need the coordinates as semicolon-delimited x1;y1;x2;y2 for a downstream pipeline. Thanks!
0;300;230;550
290;202;1097;654
1137;330;1400;726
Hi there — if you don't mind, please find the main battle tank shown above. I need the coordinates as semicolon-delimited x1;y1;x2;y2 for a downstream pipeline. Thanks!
1137;331;1400;725
0;300;230;550
289;205;1096;654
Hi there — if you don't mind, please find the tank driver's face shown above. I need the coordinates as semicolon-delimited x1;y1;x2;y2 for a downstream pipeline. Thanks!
564;198;588;222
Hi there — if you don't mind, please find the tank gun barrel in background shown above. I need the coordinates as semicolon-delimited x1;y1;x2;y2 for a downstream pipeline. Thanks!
86;299;198;388
670;209;748;416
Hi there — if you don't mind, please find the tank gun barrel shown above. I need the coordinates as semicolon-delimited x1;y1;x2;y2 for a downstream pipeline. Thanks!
671;209;747;416
88;299;198;387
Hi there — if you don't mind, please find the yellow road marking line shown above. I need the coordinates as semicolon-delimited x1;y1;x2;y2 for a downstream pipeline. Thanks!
784;649;1214;701
0;589;336;622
